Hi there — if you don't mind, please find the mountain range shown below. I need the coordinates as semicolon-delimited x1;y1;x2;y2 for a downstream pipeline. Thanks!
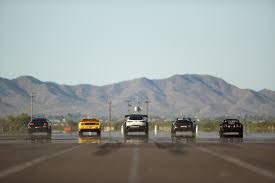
0;74;275;118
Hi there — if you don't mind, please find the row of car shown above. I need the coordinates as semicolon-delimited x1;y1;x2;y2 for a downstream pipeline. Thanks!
171;118;244;138
122;115;244;138
27;115;243;138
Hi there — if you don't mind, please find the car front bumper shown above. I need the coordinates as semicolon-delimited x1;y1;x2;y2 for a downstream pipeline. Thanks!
220;127;242;133
126;125;148;132
79;129;101;132
28;127;50;133
173;127;194;132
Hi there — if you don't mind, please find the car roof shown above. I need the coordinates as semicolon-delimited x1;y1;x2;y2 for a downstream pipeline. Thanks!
31;118;47;121
222;119;240;123
125;114;148;118
224;119;239;121
80;118;99;122
176;117;192;121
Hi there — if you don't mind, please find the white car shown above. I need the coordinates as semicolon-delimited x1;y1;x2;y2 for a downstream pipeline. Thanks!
123;114;149;136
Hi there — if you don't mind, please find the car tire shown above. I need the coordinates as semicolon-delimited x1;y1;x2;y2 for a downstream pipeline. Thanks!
145;126;149;136
79;131;83;137
145;130;149;136
97;131;101;136
239;131;243;138
171;129;176;136
124;129;128;136
219;132;223;138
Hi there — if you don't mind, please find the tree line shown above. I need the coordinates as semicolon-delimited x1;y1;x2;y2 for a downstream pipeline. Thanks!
0;113;31;133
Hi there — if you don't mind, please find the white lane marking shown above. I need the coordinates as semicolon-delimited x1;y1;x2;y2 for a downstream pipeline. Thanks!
0;144;84;179
129;146;140;183
196;146;275;181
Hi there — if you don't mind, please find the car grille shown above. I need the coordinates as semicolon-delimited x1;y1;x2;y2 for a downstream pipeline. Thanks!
83;123;97;125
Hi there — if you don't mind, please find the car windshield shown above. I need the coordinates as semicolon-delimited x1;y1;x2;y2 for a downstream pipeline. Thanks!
32;118;47;122
81;118;98;122
129;116;143;120
226;119;239;124
176;120;190;123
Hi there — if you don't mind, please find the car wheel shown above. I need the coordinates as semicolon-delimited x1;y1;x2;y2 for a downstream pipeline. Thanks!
79;131;83;137
97;131;101;136
144;126;149;137
145;130;149;136
124;129;128;136
171;129;176;136
219;132;223;138
239;131;243;138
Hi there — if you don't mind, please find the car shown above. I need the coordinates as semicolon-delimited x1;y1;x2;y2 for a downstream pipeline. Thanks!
123;114;149;136
171;118;196;137
78;118;101;136
219;119;243;138
27;118;52;137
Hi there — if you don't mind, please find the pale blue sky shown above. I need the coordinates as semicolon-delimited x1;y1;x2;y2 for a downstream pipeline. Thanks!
0;0;275;90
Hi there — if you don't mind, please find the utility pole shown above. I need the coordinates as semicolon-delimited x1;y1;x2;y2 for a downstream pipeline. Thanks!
145;100;150;117
127;100;131;114
30;92;35;121
137;101;141;114
109;100;112;134
145;99;150;126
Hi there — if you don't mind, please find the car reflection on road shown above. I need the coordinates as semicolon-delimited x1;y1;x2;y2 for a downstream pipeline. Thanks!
28;133;51;143
171;135;196;144
78;136;101;144
220;135;243;143
123;134;149;144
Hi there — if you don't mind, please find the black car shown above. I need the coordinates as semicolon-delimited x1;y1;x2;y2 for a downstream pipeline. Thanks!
219;119;243;138
171;118;196;137
27;118;52;137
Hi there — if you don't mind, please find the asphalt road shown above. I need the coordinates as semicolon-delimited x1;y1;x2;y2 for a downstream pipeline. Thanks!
0;131;275;183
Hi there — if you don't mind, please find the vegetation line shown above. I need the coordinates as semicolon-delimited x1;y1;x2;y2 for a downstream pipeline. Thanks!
0;114;275;133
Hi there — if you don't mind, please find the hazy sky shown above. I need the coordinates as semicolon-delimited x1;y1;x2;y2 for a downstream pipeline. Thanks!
0;0;275;90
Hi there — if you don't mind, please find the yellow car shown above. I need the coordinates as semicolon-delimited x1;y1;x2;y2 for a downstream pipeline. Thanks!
78;118;101;136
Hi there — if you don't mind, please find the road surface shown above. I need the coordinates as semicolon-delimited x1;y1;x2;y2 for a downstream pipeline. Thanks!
0;131;275;183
